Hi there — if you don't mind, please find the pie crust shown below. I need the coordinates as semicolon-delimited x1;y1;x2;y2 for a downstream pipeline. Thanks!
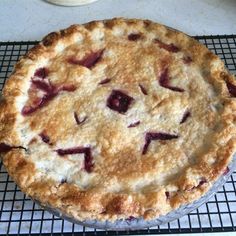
0;18;236;222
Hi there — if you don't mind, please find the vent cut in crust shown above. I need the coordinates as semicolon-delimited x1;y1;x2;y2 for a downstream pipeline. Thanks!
0;18;236;222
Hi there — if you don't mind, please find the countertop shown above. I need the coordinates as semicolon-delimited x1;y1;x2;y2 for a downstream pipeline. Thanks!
0;0;236;42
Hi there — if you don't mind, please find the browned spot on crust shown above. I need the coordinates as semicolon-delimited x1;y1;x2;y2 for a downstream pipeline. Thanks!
42;32;60;47
128;33;142;41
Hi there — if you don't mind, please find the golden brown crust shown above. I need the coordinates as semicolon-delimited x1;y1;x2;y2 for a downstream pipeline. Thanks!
1;18;236;222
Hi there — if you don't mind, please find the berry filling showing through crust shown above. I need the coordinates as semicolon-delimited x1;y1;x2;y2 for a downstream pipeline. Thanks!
165;191;170;199
56;147;93;173
194;179;207;189
22;71;76;115
98;78;111;85
60;179;67;184
39;133;50;144
198;179;207;186
22;86;76;115
34;67;49;79
0;143;26;153
126;216;136;221
180;111;191;124
128;33;142;41
188;178;207;191
139;84;148;95
226;81;236;97
128;121;140;128
31;79;53;93
22;93;56;115
107;90;134;114
223;167;230;175
56;84;77;92
0;143;13;152
74;112;87;125
183;56;193;64
142;132;179;155
154;39;180;53
67;49;104;69
159;68;184;92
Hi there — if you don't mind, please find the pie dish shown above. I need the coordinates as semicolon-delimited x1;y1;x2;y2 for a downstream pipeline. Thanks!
0;18;236;223
45;0;99;6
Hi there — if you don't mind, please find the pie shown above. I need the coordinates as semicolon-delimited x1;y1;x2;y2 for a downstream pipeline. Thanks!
0;18;236;222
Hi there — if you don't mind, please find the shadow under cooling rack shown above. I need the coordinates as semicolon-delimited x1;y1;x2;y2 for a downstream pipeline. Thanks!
0;34;236;235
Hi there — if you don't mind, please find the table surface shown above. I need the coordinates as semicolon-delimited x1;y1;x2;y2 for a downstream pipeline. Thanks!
0;0;236;42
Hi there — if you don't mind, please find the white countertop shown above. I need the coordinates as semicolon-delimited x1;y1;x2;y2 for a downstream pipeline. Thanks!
0;0;236;42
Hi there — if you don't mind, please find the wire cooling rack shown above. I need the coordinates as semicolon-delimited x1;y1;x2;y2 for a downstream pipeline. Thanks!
0;35;236;235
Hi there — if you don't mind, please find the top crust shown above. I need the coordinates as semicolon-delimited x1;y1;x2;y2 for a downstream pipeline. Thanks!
0;18;236;221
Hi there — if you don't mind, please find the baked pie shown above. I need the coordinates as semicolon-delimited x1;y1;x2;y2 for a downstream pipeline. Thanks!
0;18;236;222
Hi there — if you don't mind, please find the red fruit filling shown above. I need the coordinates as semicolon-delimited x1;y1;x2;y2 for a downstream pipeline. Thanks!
56;84;76;93
180;111;191;124
98;78;111;85
67;49;104;69
188;178;207;191
198;179;207;186
183;56;192;64
67;57;81;65
226;81;236;97
22;92;57;115
39;133;50;144
159;68;184;92
22;80;76;116
165;191;170;199
34;67;49;79
142;132;178;155
223;167;230;175
56;146;93;173
31;79;53;93
60;179;67;184
56;146;86;155
22;66;77;116
128;121;140;128
84;149;93;173
74;112;87;125
154;39;180;53
128;33;142;41
107;90;134;114
0;143;26;153
0;143;13;152
126;216;136;221
139;84;148;95
194;178;207;189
